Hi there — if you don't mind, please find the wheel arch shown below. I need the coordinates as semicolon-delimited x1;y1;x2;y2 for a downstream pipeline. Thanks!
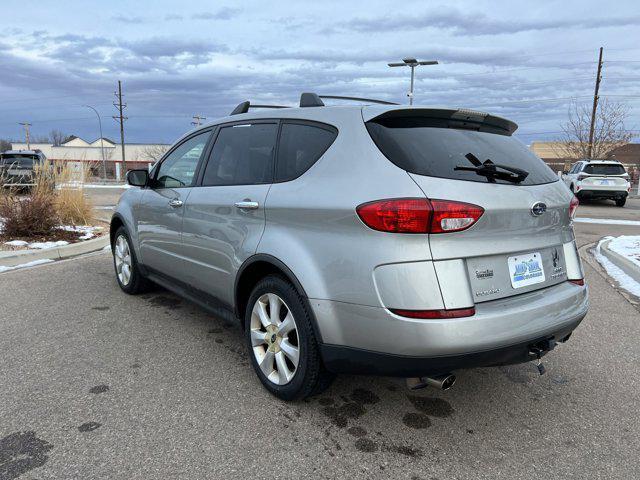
109;214;125;248
234;254;323;342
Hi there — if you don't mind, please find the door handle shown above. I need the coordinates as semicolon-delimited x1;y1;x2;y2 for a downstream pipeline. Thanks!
168;199;183;208
234;201;259;210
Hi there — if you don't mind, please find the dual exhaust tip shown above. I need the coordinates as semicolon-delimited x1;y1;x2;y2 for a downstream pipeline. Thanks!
406;373;456;391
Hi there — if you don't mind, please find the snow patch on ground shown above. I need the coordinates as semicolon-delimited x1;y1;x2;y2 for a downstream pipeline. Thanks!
3;226;103;249
575;217;640;226
594;236;640;297
607;235;640;268
0;259;54;273
57;225;103;240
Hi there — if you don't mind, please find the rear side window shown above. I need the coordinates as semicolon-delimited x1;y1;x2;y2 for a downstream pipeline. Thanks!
583;163;626;175
275;123;337;182
202;123;278;186
366;117;558;185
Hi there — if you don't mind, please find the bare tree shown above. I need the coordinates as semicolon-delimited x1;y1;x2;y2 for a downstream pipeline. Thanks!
555;99;635;160
141;144;169;163
49;129;70;146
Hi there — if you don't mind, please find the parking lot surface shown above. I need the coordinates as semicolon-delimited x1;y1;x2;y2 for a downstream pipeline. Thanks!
1;198;639;479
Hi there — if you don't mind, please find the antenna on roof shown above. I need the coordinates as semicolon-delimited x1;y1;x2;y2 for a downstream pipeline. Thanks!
300;93;325;107
319;95;399;105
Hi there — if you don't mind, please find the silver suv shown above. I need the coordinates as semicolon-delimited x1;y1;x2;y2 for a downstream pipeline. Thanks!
111;93;588;400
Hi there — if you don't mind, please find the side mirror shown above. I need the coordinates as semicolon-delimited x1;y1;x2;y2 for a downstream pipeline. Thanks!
126;169;149;187
562;171;568;175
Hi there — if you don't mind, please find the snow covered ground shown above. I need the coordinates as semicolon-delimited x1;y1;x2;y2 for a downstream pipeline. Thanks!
575;218;640;226
594;236;640;297
2;226;103;249
0;259;54;273
607;236;640;268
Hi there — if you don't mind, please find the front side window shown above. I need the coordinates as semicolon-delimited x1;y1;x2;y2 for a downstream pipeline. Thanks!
154;131;210;188
202;123;278;186
275;123;337;182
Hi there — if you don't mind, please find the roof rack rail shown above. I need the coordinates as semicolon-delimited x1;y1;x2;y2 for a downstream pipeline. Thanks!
319;95;399;106
230;101;289;115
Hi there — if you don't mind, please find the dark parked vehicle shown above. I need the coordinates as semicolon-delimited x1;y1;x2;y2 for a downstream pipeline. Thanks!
0;150;47;189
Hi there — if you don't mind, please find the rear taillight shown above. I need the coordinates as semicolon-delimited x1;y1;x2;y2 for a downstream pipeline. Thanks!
569;196;579;220
429;199;484;234
569;279;585;286
356;198;484;234
390;307;476;319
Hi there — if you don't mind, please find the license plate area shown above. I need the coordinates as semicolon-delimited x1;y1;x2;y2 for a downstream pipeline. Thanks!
508;252;545;288
466;246;567;303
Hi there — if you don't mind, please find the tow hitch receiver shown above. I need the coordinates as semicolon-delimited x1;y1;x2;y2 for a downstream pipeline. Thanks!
529;339;557;375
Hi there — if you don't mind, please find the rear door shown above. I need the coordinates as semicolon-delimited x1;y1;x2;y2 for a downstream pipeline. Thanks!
137;130;212;282
365;110;575;304
180;121;278;304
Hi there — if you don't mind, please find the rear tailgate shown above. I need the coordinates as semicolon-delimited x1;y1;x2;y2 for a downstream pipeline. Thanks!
410;175;574;303
580;175;628;190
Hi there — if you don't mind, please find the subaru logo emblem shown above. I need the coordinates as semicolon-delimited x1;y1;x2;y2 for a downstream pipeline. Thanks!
531;202;547;216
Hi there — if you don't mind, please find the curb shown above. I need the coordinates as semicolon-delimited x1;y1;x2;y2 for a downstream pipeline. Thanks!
600;239;640;285
0;235;110;268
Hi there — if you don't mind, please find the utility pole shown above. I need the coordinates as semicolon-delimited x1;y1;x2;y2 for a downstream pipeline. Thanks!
587;47;604;159
113;80;127;179
191;114;206;127
19;122;32;149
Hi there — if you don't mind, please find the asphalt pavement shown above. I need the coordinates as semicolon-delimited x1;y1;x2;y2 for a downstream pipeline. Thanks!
1;198;639;479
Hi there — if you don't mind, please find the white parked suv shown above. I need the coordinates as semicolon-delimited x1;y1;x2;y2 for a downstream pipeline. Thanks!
562;159;631;206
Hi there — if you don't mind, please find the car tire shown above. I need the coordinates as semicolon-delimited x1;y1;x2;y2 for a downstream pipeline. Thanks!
615;198;626;207
244;275;334;401
112;226;152;294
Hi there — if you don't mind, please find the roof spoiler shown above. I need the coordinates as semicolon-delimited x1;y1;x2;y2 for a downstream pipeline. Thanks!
364;107;518;135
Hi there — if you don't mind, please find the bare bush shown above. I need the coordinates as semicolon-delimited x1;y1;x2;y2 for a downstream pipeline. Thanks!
555;99;635;160
0;192;57;238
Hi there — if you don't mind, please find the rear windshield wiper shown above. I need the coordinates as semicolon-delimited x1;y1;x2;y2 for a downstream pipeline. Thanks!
455;153;529;184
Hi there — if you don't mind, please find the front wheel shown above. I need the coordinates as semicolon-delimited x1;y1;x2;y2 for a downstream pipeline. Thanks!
112;227;151;294
244;275;334;401
615;198;626;207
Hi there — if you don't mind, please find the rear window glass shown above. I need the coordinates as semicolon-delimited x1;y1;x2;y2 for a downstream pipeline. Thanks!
275;123;337;182
366;117;558;185
202;123;277;186
583;164;626;175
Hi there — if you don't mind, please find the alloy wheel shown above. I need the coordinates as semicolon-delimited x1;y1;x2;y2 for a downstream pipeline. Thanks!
114;235;132;286
250;293;300;385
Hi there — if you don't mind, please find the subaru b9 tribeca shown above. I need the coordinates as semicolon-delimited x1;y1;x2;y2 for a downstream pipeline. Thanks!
110;93;588;400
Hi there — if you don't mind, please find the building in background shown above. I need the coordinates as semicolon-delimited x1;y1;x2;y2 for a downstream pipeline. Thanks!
530;141;640;177
11;136;170;179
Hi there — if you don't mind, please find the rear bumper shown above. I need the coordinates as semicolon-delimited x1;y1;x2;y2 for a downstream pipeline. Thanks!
311;281;588;375
577;189;628;199
320;318;581;376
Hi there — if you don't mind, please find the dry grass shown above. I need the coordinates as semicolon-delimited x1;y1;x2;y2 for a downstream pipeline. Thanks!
0;160;95;241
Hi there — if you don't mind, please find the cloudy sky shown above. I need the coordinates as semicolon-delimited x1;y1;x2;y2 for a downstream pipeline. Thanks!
1;0;639;145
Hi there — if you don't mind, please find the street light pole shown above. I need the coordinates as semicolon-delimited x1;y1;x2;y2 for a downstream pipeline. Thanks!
388;57;438;105
84;105;107;181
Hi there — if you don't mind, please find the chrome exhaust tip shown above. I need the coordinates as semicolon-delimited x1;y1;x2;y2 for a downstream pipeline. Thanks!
406;373;456;391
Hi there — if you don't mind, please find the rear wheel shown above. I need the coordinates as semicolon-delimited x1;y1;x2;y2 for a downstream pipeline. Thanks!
244;275;334;401
113;226;151;294
616;198;626;207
